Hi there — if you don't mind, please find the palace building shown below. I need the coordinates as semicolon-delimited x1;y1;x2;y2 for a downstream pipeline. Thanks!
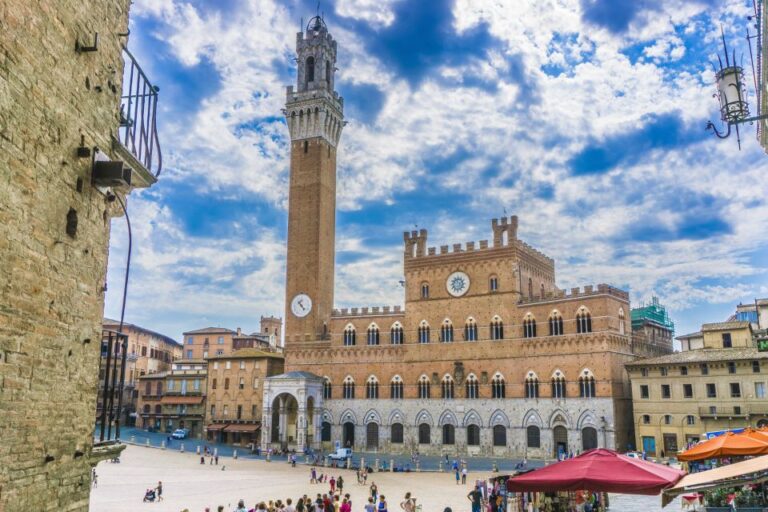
262;16;670;458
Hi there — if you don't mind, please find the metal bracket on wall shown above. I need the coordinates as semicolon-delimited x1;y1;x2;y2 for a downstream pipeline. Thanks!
75;32;99;53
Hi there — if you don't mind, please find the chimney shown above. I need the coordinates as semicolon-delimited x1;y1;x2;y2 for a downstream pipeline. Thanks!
236;327;242;336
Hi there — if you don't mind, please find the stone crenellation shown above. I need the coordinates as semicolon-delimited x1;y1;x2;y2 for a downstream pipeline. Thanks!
518;283;629;304
332;305;404;317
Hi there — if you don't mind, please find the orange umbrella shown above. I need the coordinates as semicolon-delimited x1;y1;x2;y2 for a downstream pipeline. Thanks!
740;428;768;443
678;431;768;461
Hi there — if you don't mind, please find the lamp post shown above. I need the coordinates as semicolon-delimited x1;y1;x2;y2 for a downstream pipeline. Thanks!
707;25;768;149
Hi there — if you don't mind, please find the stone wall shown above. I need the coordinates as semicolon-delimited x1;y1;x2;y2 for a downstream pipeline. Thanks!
0;0;134;510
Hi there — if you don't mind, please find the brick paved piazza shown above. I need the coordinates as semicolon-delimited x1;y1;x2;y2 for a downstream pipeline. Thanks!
90;445;680;512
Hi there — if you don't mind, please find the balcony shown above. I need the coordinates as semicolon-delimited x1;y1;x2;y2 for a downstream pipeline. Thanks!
699;406;749;418
113;47;162;188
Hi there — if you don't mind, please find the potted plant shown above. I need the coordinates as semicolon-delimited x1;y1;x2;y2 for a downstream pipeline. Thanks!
704;487;733;512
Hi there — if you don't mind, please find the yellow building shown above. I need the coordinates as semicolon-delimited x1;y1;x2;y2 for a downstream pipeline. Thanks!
626;320;768;457
137;360;207;437
204;349;284;447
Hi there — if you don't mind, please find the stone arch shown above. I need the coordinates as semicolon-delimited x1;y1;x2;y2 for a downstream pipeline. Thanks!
525;370;539;380
522;409;543;428
363;408;382;425
391;321;403;329
322;410;334;424
462;409;482;427
438;410;458;426
551;368;566;380
339;408;357;425
489;409;510;428
414;409;433;426
577;410;599;429
549;408;572;429
388;409;406;426
579;368;595;379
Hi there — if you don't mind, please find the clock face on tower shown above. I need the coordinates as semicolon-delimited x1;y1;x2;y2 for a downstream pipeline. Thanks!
446;271;470;297
291;293;313;318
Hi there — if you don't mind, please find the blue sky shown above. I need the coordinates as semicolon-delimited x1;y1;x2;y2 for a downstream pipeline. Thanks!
105;0;768;342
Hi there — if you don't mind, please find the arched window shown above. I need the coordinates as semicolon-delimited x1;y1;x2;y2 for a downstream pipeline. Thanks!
321;421;332;441
325;59;331;84
467;424;480;446
465;374;479;399
418;375;430;399
527;425;541;448
528;277;533;298
154;404;162;415
342;376;355;399
156;382;163;395
391;423;404;443
367;324;380;346
143;404;150;414
366;376;379;399
421;283;429;299
343;324;356;346
619;308;626;335
418;423;431;444
306;56;315;82
418;321;430;344
441;375;455;399
490;316;504;340
551;371;566;399
549;311;564;336
523;315;537;338
390;376;403;399
579;369;596;398
493;425;507;446
525;372;540;398
323;377;332;399
489;276;499;292
576;308;592;333
464;318;478;341
390;323;404;344
440;320;454;343
492;373;506;398
442;424;455;445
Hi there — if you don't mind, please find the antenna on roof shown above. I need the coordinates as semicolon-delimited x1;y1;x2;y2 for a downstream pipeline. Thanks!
317;1;321;17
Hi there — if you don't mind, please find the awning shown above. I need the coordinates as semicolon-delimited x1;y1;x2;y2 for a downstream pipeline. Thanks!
205;423;228;432
506;449;685;496
160;395;204;405
663;453;768;507
224;423;260;433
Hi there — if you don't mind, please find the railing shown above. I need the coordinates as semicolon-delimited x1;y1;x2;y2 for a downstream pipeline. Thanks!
119;47;162;177
698;406;748;418
98;329;130;442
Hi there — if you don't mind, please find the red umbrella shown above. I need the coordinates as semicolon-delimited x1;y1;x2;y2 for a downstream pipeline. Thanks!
506;449;685;495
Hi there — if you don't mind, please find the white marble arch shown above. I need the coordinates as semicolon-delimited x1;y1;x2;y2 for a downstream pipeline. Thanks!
322;410;334;425
414;409;433;426
462;409;482;427
549;408;572;428
489;409;510;428
363;408;382;425
438;410;458;426
339;408;357;426
522;409;544;428
577;410;599;429
388;409;406;426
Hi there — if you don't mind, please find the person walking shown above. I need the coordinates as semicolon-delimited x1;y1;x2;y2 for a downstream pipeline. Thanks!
311;467;317;484
399;492;415;512
91;468;97;488
339;497;351;512
454;468;460;485
461;467;467;485
337;475;344;494
364;498;375;512
156;481;163;502
234;499;247;512
467;486;482;512
329;476;336;494
377;495;388;512
215;454;219;465
370;482;378;503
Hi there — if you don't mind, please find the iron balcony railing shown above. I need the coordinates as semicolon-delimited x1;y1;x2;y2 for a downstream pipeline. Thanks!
119;47;162;177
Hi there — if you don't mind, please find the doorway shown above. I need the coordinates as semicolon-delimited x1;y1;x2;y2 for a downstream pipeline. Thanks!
343;422;355;448
553;425;568;458
366;423;379;450
581;427;598;451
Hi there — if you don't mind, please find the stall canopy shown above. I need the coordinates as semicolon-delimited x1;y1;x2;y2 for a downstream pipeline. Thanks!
662;453;768;507
677;431;768;461
506;449;685;495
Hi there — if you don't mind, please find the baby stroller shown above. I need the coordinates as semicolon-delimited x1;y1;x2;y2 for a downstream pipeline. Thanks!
143;489;156;502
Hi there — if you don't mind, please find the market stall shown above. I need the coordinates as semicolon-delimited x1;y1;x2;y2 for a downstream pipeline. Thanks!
678;431;768;462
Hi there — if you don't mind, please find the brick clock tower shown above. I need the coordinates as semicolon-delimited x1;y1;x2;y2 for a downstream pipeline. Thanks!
283;16;344;344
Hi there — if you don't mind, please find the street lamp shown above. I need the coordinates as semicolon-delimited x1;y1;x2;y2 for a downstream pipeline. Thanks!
706;26;768;149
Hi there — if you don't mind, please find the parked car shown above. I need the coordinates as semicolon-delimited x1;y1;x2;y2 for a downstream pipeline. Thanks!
171;428;189;439
329;448;352;461
625;451;643;459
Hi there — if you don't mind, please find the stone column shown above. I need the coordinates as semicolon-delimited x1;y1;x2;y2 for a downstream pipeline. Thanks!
261;406;272;452
297;409;307;453
278;397;288;445
313;410;322;448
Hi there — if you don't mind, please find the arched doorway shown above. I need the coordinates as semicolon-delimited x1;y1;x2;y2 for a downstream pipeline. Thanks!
366;423;379;450
321;421;331;442
271;393;299;448
553;425;568;458
343;421;355;448
582;427;598;451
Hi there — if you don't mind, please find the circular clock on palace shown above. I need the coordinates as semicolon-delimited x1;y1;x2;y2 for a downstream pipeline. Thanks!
291;293;312;318
446;271;470;297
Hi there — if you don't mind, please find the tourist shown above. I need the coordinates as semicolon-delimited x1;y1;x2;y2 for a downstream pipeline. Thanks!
377;495;388;512
218;506;225;512
234;499;247;512
329;476;336;493
339;497;351;512
337;475;343;494
215;454;219;465
370;482;378;502
156;481;163;502
461;467;467;485
91;468;97;488
454;468;460;485
311;467;317;484
399;492;415;512
201;455;206;464
344;493;351;510
467;486;482;512
364;497;376;512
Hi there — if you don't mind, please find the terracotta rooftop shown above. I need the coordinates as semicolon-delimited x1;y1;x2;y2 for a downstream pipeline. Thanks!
701;321;751;332
626;347;767;367
182;327;237;335
206;348;283;360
